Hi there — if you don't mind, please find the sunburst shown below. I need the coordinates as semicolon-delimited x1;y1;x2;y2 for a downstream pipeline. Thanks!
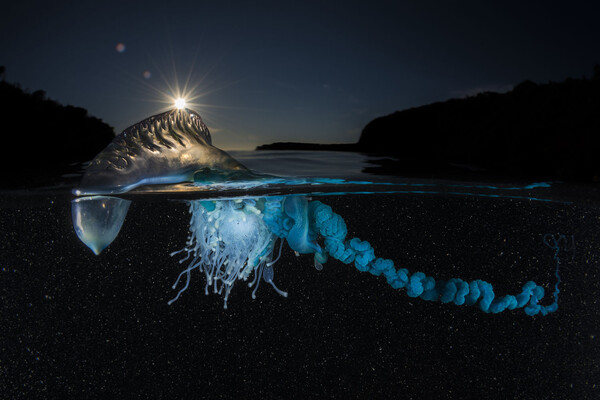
174;97;187;110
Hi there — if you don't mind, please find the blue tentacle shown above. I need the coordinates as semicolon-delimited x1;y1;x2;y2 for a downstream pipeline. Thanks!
307;200;561;316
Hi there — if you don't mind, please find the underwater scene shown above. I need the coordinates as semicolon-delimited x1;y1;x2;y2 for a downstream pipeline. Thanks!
2;109;600;399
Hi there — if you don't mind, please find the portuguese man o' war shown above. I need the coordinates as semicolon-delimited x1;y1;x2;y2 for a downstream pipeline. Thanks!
75;109;247;195
72;107;563;316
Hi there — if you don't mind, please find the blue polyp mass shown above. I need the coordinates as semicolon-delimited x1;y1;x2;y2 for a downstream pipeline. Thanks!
169;195;562;316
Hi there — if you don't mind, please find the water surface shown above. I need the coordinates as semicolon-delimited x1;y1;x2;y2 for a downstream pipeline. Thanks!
1;151;599;399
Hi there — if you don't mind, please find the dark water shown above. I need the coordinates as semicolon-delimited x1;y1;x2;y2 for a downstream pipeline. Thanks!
1;151;599;399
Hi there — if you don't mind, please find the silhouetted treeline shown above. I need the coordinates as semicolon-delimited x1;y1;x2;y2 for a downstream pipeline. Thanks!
260;67;600;182
360;73;600;181
0;71;115;187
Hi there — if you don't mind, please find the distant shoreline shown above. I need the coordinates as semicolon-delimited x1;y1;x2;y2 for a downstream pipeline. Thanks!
256;142;360;152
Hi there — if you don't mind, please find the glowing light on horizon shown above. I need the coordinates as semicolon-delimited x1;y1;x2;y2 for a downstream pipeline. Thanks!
114;51;237;135
175;98;187;109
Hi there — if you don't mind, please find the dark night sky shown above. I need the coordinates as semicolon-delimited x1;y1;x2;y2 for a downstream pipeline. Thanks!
1;0;599;149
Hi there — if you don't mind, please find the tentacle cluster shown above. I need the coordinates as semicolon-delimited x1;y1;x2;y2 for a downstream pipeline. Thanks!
169;199;287;308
